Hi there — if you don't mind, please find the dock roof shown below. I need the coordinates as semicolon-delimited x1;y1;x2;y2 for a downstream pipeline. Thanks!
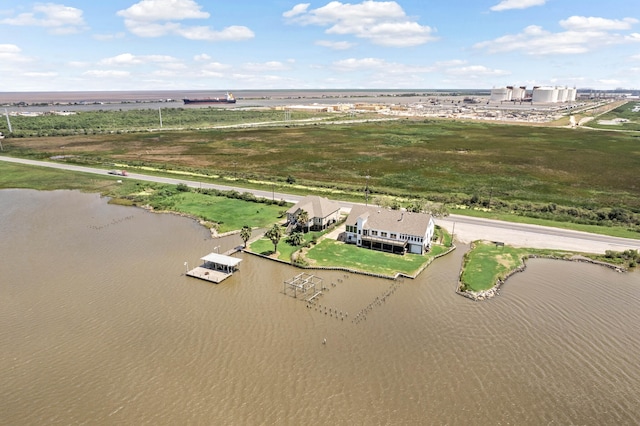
200;252;242;267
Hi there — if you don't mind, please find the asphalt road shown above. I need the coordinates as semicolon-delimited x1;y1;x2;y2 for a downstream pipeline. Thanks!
2;155;639;254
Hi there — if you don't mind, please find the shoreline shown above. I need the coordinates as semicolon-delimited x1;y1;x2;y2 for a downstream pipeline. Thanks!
457;248;628;302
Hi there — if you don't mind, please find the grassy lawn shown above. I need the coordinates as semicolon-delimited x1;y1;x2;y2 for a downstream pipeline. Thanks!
249;236;298;260
460;242;530;292
249;226;453;277
249;229;323;261
169;192;284;233
304;239;447;276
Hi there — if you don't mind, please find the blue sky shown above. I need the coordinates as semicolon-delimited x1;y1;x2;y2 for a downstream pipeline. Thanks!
1;0;639;91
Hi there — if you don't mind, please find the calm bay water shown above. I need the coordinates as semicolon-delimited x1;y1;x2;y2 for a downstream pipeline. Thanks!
1;189;639;425
0;89;461;113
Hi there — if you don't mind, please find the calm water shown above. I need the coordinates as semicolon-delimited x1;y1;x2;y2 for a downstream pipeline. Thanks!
0;89;470;113
1;190;639;425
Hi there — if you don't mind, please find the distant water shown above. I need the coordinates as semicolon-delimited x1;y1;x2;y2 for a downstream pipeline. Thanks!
1;189;639;425
0;89;484;112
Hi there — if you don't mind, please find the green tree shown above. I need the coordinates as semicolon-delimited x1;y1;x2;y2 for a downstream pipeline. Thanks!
265;224;283;253
287;231;304;246
240;225;252;248
297;209;310;233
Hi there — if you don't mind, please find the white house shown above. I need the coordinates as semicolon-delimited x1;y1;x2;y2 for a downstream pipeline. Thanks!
344;205;435;255
286;195;341;231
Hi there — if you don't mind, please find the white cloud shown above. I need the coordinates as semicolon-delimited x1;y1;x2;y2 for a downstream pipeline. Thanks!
201;62;233;72
242;61;292;71
332;57;389;70
67;61;90;68
332;57;433;74
117;0;254;41
83;70;131;78
283;1;436;47
490;0;546;12
0;3;88;34
25;71;58;78
117;0;209;21
444;65;510;77
99;53;180;67
175;25;254;41
194;53;212;61
475;16;640;55
434;59;467;67
282;3;310;18
93;32;126;41
598;79;623;86
0;44;31;63
560;16;638;31
316;40;356;50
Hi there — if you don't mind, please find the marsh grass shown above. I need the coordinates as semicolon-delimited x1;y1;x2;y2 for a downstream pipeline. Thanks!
6;118;639;213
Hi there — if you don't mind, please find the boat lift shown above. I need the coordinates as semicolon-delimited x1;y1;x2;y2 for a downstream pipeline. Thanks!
283;273;324;299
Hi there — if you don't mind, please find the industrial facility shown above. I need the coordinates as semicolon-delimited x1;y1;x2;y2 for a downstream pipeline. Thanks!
490;86;577;103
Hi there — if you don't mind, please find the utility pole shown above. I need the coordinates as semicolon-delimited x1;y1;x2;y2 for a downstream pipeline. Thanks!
159;107;163;128
5;108;12;133
365;174;370;205
451;222;455;247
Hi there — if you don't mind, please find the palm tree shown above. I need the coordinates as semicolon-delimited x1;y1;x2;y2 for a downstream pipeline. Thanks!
265;223;283;254
240;225;252;248
287;231;304;246
297;209;310;233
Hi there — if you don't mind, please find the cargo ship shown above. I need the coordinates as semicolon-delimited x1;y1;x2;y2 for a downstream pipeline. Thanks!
183;92;236;104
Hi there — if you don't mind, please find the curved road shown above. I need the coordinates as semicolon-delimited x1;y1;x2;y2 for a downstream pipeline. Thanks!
2;155;639;254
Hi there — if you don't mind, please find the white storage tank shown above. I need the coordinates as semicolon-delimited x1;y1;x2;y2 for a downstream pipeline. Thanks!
511;86;526;100
567;87;577;102
532;86;557;103
557;87;569;102
490;87;512;102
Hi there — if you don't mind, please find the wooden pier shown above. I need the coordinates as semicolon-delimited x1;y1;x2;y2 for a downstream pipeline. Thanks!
186;250;242;284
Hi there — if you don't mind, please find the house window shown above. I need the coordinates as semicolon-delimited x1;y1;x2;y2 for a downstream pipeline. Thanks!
390;233;397;239
381;232;387;238
371;230;378;236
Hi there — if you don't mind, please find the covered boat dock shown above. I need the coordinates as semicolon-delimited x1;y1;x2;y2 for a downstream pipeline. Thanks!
186;252;242;283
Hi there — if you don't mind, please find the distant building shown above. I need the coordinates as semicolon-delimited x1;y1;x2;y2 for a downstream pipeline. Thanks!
344;205;435;255
286;195;341;231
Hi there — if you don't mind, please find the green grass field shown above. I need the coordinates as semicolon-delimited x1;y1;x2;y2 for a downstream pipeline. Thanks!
304;239;449;276
586;101;640;131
